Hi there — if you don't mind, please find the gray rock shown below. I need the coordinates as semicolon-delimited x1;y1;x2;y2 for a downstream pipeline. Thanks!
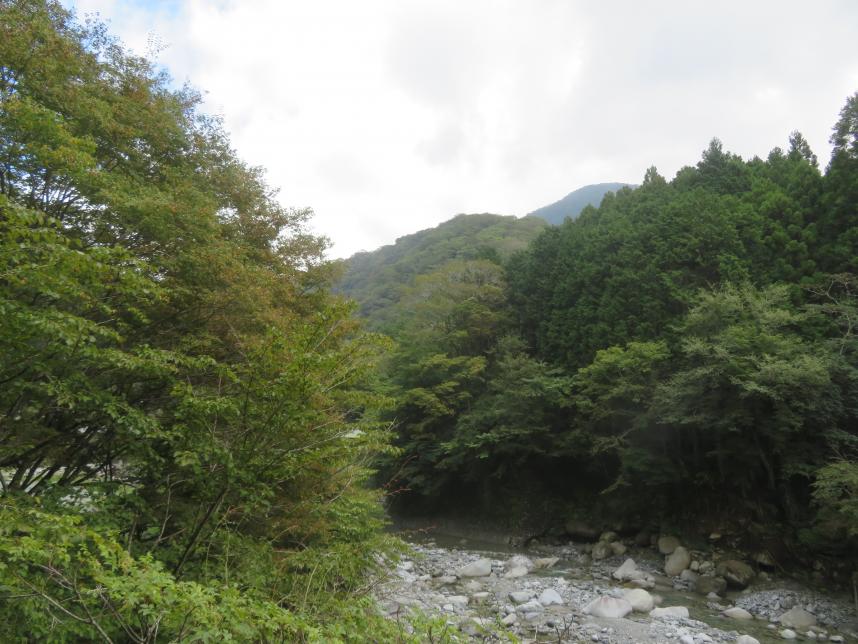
680;568;699;583
665;546;692;576
623;588;654;612
599;531;618;542
658;535;681;554
610;541;627;556
447;595;469;606
435;575;457;585
736;637;760;644
779;629;797;640
715;560;755;589
457;558;492;577
538;588;563;606
500;613;517;626
722;606;753;620
694;575;727;596
650;605;690;619
584;596;633;618
591;541;612;560
778;606;817;630
516;599;544;614
509;591;531;604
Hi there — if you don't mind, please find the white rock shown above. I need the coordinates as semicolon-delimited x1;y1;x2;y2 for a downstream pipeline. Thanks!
780;629;797;640
665;546;692;576
736;636;760;644
679;636;694;644
457;558;492;577
504;566;528;578
829;637;844;643
533;556;559;569
622;588;654;612
436;575;457;585
505;554;533;571
778;607;817;630
612;558;638;580
509;591;531;604
649;605;689;619
538;588;563;606
722;606;753;620
584;596;633;618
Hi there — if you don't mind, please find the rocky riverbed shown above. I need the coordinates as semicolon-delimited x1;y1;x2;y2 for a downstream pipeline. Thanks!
374;530;858;643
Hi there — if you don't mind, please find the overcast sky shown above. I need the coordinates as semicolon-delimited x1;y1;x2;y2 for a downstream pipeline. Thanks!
65;0;858;258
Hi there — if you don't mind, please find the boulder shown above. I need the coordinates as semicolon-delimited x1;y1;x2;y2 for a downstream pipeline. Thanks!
779;629;797;640
715;560;755;589
612;558;639;581
457;558;492;577
778;607;817;630
599;531;618;542
591;541;612;560
679;569;698;584
564;518;600;541
736;637;760;644
516;599;544;614
610;541;627;556
506;555;534;572
509;590;531;604
504;566;528;578
665;546;691;576
694;575;727;596
657;535;681;554
722;606;753;620
623;588;654;612
533;557;559;569
584;596;633;619
538;588;563;606
650;605;690;619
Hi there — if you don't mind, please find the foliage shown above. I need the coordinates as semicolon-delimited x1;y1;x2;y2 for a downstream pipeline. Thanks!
0;1;413;639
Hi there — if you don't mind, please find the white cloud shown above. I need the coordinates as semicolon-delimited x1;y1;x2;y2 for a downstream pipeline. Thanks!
65;0;858;257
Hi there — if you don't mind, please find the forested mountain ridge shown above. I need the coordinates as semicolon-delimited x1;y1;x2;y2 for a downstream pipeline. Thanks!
338;213;545;327
373;101;858;571
526;182;634;224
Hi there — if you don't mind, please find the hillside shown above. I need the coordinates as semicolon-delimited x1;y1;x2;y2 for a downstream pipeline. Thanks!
338;213;546;326
526;182;634;224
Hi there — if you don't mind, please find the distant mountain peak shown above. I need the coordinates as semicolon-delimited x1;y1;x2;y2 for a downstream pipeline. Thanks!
526;182;635;225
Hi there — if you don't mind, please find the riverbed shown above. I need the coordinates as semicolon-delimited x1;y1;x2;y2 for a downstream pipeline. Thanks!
374;527;857;643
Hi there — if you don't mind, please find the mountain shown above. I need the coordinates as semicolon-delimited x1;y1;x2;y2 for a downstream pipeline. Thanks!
526;182;634;225
338;213;546;327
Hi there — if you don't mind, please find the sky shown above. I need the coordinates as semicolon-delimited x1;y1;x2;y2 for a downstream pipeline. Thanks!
64;0;858;258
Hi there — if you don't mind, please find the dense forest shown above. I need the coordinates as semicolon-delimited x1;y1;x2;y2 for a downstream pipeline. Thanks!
344;99;858;565
3;0;858;640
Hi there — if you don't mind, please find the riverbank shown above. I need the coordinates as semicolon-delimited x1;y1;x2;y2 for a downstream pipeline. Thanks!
375;524;858;643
